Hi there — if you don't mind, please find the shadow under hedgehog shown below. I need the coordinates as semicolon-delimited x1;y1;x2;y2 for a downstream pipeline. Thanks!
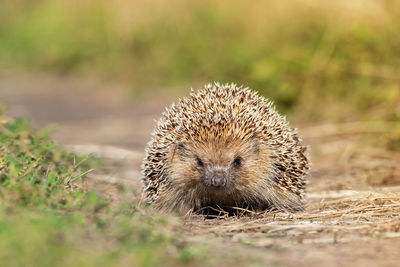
141;83;310;214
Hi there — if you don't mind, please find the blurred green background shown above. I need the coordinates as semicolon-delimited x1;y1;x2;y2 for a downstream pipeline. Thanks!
1;0;399;121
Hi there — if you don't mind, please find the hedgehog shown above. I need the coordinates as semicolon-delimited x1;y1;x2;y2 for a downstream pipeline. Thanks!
141;83;310;214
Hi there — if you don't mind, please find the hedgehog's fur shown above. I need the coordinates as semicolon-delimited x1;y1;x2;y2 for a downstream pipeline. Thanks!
141;83;310;214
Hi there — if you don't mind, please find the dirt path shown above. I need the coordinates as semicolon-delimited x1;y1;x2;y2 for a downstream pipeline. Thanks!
1;75;399;266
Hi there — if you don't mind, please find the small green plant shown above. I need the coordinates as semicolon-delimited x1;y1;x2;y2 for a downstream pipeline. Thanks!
0;118;100;209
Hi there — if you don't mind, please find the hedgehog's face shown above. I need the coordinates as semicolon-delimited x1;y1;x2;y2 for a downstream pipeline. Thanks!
169;136;273;196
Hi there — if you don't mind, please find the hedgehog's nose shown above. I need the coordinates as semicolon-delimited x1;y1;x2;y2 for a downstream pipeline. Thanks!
211;171;227;187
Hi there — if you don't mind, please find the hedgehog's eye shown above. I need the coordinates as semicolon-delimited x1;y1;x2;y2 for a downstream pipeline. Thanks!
196;157;204;167
233;157;242;168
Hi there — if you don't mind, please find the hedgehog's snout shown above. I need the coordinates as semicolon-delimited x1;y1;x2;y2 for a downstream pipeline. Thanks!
210;170;227;188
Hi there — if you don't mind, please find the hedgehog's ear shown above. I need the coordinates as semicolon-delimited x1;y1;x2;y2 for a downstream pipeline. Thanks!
252;141;260;155
175;142;189;158
251;135;260;155
177;142;186;152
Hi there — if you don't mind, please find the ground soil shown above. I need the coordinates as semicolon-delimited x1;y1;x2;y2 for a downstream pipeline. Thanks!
1;74;399;267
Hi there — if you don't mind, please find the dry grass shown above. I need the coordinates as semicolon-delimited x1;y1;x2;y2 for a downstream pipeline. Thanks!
186;191;400;245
